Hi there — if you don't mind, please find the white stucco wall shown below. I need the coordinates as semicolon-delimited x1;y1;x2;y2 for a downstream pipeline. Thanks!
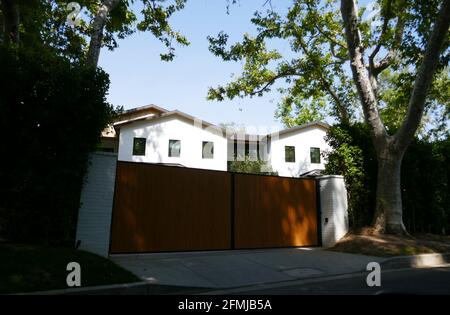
75;152;116;257
269;126;331;177
117;115;228;171
318;175;349;247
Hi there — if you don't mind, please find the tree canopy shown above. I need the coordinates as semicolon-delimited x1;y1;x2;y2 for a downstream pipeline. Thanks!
208;0;449;137
0;0;189;65
208;0;450;233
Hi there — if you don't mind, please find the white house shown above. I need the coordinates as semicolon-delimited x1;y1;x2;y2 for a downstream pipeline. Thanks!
109;105;228;171
268;122;330;177
100;104;331;177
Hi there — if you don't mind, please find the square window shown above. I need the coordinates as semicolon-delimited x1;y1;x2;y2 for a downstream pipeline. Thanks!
168;139;181;157
285;146;295;163
310;147;321;164
132;138;146;156
202;141;214;159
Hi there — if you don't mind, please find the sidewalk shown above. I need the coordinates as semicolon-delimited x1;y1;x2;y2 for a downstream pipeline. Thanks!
110;247;383;289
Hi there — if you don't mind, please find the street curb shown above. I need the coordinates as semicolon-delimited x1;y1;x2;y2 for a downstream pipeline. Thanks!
14;281;210;295
380;252;450;270
15;281;149;295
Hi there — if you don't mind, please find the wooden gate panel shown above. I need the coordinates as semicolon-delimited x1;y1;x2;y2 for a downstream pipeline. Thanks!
110;162;231;253
234;174;318;249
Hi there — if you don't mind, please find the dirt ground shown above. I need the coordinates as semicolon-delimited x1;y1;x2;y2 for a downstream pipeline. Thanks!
329;228;450;257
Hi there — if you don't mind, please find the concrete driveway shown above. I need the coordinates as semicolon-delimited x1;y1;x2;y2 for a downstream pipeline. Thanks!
110;248;383;289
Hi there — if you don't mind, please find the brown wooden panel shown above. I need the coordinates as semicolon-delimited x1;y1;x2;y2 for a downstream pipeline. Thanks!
234;174;318;248
110;162;231;253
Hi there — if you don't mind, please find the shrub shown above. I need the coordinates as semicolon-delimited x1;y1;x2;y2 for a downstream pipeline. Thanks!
228;156;278;175
324;123;450;234
0;46;116;245
323;123;377;228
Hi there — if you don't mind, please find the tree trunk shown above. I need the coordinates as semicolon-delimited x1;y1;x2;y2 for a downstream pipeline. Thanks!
372;150;406;234
1;0;20;44
341;0;450;234
86;0;120;67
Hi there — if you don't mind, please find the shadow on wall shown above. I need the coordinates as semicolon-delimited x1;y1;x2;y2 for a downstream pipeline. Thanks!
288;157;311;177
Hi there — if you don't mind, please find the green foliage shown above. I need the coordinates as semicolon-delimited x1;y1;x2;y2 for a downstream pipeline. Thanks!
275;95;326;128
323;123;377;228
378;67;450;138
208;0;448;129
0;1;189;62
228;156;277;176
137;0;190;61
401;139;450;234
324;124;450;234
0;45;117;245
207;0;359;123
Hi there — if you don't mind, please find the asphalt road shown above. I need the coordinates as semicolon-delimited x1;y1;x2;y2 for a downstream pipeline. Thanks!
235;267;450;295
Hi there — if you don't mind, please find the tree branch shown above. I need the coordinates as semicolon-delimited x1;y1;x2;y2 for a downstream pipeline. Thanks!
341;0;388;150
371;15;405;75
249;71;301;96
395;0;450;151
295;32;350;123
368;0;392;69
317;72;350;123
368;1;406;96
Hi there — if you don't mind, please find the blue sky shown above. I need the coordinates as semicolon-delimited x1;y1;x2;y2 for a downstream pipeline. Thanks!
99;0;291;131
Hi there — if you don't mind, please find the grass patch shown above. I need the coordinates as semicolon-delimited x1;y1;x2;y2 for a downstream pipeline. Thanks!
0;244;140;294
328;229;450;257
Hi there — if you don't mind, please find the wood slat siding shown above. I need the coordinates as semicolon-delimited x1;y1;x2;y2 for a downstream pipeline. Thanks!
110;162;231;253
234;174;318;249
110;162;318;253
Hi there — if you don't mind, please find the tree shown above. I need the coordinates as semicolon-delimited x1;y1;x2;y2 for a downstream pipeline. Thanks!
83;0;189;66
340;0;449;234
207;0;450;234
0;0;189;66
0;45;116;243
0;0;20;44
207;0;357;124
324;123;450;235
378;68;450;140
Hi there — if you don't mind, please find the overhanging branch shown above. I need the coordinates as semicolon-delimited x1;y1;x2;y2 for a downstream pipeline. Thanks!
395;0;450;151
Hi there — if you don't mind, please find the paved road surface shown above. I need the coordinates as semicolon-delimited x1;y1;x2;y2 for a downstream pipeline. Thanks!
111;248;383;289
232;267;450;295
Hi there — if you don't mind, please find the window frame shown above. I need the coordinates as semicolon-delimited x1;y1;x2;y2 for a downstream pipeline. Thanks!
168;139;181;157
132;137;146;156
202;141;214;159
310;147;321;164
284;146;296;163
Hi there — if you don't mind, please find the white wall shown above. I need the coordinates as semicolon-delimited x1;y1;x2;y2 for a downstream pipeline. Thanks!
117;115;228;171
270;126;330;177
318;175;349;247
75;152;116;257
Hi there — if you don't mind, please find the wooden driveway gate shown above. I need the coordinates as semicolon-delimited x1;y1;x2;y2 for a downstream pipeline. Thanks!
109;161;318;254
